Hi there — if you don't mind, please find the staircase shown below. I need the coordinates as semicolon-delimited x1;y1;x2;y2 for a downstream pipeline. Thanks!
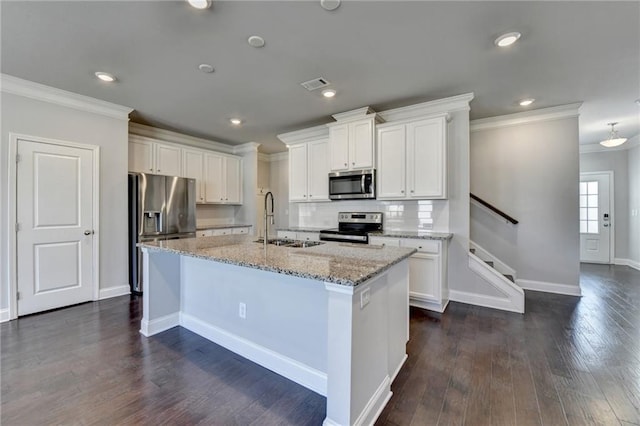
468;241;524;313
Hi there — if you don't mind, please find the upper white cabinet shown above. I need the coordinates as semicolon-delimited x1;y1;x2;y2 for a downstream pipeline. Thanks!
129;137;181;176
377;116;447;200
288;138;329;202
130;136;243;205
328;116;376;172
182;149;205;203
204;152;242;204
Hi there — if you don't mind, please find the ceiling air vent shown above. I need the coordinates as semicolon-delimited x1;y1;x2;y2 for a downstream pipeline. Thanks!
300;77;330;91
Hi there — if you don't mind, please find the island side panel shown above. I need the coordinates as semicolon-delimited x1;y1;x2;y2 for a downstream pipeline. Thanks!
179;255;328;396
140;249;182;336
324;260;410;426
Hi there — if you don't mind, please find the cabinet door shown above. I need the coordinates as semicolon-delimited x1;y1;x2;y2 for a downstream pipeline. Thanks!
407;117;446;199
296;232;320;242
350;119;374;169
225;156;242;204
307;139;329;201
408;253;440;302
329;124;349;171
155;143;182;176
377;124;406;199
128;140;154;173
288;144;308;202
183;149;205;203
204;153;225;203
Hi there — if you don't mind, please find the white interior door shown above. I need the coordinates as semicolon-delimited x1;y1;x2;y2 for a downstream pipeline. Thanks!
17;139;95;316
580;172;612;263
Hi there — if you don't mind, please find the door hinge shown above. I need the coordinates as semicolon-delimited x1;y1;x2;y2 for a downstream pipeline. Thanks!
16;154;21;163
15;223;21;232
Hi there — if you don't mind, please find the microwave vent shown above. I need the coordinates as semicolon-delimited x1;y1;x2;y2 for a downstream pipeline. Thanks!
300;77;330;91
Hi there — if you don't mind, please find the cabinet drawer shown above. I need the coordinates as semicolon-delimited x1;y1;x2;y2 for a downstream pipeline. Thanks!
233;227;250;235
196;230;213;237
278;231;297;240
401;239;440;254
211;228;232;236
368;237;401;247
296;232;320;242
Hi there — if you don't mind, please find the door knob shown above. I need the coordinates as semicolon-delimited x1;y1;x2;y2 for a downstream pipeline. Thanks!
84;230;93;235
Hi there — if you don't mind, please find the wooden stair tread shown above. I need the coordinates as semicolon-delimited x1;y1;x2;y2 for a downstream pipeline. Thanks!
504;274;515;282
485;260;494;267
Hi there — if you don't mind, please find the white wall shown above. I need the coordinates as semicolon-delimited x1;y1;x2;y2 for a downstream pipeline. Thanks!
1;91;130;310
628;143;640;266
580;149;629;260
268;154;289;236
470;116;580;287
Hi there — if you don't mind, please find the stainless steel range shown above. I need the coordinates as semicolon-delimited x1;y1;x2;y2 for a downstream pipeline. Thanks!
319;212;383;244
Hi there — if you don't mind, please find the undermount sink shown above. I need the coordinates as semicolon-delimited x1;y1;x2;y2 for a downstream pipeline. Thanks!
254;238;324;248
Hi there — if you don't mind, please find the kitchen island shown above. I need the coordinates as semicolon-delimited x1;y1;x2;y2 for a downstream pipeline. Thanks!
139;235;415;426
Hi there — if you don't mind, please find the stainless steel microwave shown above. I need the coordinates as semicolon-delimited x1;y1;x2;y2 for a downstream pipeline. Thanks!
328;169;376;200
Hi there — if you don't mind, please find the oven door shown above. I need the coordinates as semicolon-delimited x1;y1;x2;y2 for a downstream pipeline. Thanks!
328;169;375;200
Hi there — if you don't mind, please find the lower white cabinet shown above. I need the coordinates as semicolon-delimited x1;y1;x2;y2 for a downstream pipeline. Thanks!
277;230;320;241
197;226;251;237
369;236;449;312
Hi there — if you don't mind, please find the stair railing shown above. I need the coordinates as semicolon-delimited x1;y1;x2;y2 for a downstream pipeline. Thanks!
470;193;519;225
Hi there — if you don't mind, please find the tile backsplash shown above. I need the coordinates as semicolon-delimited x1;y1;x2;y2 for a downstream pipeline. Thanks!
290;199;449;232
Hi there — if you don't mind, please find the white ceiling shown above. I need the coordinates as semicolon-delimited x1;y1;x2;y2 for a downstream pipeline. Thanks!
2;1;639;153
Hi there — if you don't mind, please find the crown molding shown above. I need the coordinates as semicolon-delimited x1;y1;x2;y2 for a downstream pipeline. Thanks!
233;142;261;155
129;122;236;154
470;102;582;132
277;124;329;146
379;92;474;122
580;134;640;154
331;106;375;121
268;151;288;162
1;74;133;120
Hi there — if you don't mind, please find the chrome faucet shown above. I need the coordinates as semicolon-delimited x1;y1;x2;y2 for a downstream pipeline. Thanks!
264;191;275;250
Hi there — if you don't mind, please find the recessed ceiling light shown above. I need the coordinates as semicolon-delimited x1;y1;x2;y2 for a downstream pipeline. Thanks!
495;32;521;47
95;72;116;82
247;36;265;48
187;0;211;9
230;118;242;126
519;98;535;106
320;0;341;11
198;63;214;73
322;89;336;98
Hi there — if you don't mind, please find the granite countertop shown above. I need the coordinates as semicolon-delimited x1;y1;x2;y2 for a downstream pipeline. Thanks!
369;231;453;240
196;224;252;231
139;235;416;286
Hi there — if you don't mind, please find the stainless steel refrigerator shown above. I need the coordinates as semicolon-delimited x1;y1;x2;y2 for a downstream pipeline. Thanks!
128;173;196;293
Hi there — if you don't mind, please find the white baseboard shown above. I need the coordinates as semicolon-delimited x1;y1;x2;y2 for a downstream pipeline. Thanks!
98;285;130;300
449;289;524;314
614;258;640;271
0;308;9;323
390;354;408;383
409;295;449;313
516;279;582;296
353;375;392;426
139;312;180;337
181;312;327;397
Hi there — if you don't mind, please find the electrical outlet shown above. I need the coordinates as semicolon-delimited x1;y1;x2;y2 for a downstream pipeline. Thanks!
360;288;370;309
239;302;246;319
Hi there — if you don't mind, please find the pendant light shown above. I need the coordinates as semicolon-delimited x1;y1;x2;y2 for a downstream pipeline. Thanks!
599;122;627;148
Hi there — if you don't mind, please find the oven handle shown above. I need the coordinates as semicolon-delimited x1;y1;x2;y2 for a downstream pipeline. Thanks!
361;175;366;194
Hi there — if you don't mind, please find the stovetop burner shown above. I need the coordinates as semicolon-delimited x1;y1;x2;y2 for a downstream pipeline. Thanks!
319;212;383;244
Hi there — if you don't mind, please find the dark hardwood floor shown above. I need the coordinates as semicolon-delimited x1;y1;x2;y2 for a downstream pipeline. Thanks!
2;264;639;425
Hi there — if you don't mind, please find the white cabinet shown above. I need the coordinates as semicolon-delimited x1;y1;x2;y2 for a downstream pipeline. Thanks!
328;117;375;172
232;226;250;235
377;116;447;200
288;138;329;202
182;149;205;203
277;230;320;241
197;229;213;237
369;236;448;312
129;138;182;176
204;153;242;204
